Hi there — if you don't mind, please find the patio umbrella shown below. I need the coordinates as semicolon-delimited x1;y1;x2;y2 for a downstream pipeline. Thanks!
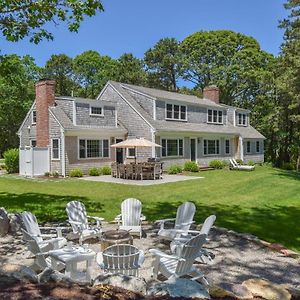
111;138;162;163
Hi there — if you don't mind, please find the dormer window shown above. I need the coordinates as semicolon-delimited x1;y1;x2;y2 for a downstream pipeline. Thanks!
165;103;187;121
237;113;247;126
207;109;223;124
90;105;103;116
32;110;37;124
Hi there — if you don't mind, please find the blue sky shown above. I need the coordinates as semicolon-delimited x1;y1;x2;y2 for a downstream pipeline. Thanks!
0;0;287;66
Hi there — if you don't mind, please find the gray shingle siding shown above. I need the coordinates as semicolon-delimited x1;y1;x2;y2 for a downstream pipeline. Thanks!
125;90;154;118
55;99;74;122
75;102;116;127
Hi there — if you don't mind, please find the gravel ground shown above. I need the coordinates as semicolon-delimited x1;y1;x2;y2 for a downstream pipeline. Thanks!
1;225;299;289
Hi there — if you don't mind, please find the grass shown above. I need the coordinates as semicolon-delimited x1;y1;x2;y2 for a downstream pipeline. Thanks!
0;165;299;251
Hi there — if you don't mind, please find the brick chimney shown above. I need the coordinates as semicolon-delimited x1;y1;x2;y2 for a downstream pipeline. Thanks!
203;85;219;104
35;79;56;147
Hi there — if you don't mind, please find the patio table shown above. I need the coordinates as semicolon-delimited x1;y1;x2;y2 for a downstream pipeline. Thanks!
48;246;96;283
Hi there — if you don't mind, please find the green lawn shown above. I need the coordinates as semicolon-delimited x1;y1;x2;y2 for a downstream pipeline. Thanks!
0;166;299;251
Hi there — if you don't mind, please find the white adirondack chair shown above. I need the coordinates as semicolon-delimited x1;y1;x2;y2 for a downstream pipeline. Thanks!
230;158;255;171
115;198;146;238
170;215;216;264
66;201;104;244
149;233;208;285
157;202;196;240
21;211;67;250
22;229;64;272
96;244;145;276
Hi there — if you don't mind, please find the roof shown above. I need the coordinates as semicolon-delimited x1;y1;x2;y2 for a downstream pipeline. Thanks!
119;82;222;108
55;96;115;106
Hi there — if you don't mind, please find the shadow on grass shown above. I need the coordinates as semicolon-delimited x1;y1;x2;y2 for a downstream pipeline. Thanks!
0;192;105;223
143;201;300;252
274;169;300;181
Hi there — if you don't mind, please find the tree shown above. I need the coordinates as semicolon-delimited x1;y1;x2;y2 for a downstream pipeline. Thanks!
276;0;300;169
116;53;147;85
43;54;74;96
180;30;274;106
73;50;118;98
0;0;104;43
0;54;38;155
144;38;181;91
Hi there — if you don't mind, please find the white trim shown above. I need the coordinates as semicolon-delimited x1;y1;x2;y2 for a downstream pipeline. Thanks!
30;139;37;147
165;102;187;121
207;108;224;125
190;138;197;161
49;109;64;128
51;138;61;161
225;139;230;155
233;109;236;126
203;138;221;156
237;112;248;127
106;82;155;130
73;101;77;125
160;137;184;158
246;140;251;154
77;137;110;160
239;136;244;161
61;128;66;177
151;129;156;157
153;100;156;121
256;140;260;153
17;101;36;135
31;110;37;125
120;85;157;100
126;148;136;158
89;104;104;117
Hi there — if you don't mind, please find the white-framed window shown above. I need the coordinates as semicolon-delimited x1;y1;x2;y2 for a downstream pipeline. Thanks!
127;148;136;158
161;138;184;157
246;141;251;154
32;110;37;124
79;139;109;159
165;103;187;121
256;141;260;153
90;105;103;116
203;139;220;155
51;138;60;160
30;140;37;148
207;109;223;124
225;139;230;154
237;113;247;126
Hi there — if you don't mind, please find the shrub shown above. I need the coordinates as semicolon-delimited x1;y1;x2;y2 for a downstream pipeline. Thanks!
69;168;83;177
3;148;19;173
235;159;243;165
89;167;101;176
52;171;59;178
44;172;51;177
168;165;183;174
101;166;111;175
209;160;224;169
184;161;199;172
281;162;294;170
222;160;230;167
247;160;255;166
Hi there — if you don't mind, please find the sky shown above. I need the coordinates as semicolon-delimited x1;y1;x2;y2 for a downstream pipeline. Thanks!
0;0;288;67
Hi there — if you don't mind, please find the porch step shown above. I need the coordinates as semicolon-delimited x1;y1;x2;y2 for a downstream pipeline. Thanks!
198;166;215;171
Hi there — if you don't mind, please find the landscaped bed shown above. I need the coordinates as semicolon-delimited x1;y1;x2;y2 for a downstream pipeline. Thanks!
0;165;299;252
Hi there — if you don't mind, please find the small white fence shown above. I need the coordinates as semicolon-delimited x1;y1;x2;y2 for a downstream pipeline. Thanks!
19;147;50;177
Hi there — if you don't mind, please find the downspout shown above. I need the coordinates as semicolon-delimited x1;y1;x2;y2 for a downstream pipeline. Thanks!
151;128;156;158
239;136;244;161
61;128;66;177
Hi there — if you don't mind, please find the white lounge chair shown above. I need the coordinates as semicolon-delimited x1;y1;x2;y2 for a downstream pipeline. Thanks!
149;233;208;285
96;244;145;276
115;198;146;238
66;201;104;244
21;211;66;250
22;229;64;272
170;215;216;264
230;158;255;171
156;202;196;240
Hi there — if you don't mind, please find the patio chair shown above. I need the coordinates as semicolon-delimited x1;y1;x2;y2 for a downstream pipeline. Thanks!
111;162;118;178
118;164;126;178
149;233;208;285
134;164;143;180
96;244;145;276
125;164;134;179
156;202;196;241
115;198;146;238
66;201;104;244
229;158;255;171
21;211;67;250
170;215;216;264
22;229;65;272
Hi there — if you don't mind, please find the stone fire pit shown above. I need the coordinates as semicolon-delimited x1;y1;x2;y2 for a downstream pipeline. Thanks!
101;229;133;251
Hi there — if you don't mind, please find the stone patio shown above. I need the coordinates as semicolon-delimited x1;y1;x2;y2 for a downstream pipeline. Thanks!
79;174;203;185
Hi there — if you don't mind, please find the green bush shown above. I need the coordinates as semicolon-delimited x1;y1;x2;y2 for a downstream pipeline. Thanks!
222;160;230;167
248;160;255;166
168;165;183;174
183;161;199;172
89;167;101;176
281;162;295;170
3;148;19;173
69;168;83;177
235;159;243;165
52;171;59;178
44;172;51;177
209;160;224;169
101;166;111;175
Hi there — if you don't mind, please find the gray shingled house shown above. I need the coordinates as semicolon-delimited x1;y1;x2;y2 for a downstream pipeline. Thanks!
18;79;265;176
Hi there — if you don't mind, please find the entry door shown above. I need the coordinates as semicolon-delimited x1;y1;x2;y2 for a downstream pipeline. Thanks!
116;139;124;163
190;138;196;161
